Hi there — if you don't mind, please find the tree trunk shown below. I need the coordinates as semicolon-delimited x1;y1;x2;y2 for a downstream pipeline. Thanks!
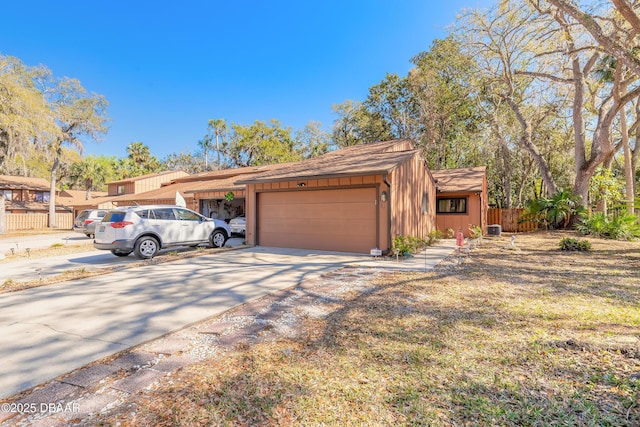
501;144;512;208
505;98;558;196
571;55;590;206
49;155;59;229
574;168;592;210
621;104;635;214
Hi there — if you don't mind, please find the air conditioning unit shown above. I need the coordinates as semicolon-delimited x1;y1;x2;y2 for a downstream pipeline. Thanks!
487;224;501;236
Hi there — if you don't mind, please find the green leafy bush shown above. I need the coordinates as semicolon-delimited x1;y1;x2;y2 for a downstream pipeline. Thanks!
468;225;482;238
559;237;591;251
428;229;443;244
392;235;427;257
521;190;585;229
576;212;640;240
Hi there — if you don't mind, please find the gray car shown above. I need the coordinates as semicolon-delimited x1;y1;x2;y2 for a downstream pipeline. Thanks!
73;209;108;238
93;205;231;259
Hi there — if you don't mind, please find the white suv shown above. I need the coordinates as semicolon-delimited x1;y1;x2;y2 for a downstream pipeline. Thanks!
94;205;231;259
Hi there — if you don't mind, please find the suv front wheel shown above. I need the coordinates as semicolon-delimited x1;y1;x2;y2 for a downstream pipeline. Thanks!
134;236;159;259
210;230;227;248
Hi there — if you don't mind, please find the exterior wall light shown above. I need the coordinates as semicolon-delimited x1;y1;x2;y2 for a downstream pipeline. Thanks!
381;191;388;202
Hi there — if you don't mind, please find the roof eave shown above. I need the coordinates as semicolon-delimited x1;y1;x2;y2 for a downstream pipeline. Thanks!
236;168;394;185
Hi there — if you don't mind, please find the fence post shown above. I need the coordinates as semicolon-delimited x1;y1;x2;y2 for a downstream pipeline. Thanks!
0;198;5;235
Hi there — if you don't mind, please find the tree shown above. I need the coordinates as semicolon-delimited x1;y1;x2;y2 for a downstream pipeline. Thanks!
517;0;640;206
0;55;59;172
457;4;575;197
409;37;485;169
36;71;109;228
219;120;303;167
119;141;161;177
331;100;391;148
295;121;332;158
71;156;108;199
206;118;228;170
363;73;418;141
540;0;640;77
162;151;207;174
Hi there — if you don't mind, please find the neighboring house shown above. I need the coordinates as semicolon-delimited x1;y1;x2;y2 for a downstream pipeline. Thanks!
236;139;437;254
72;170;191;216
106;170;189;196
101;166;282;222
58;189;107;205
431;166;488;237
0;175;69;213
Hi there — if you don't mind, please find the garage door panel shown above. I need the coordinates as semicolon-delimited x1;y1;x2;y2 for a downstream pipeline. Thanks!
257;188;377;253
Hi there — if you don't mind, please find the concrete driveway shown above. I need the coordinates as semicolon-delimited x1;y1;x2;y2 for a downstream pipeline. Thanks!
0;246;368;399
0;237;247;283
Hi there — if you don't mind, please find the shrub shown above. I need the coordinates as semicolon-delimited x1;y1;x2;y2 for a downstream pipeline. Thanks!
559;237;591;251
428;230;443;244
444;228;455;239
392;235;427;256
521;190;585;229
576;212;640;240
468;225;483;238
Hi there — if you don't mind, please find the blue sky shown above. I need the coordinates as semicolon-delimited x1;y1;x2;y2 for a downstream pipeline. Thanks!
2;1;493;160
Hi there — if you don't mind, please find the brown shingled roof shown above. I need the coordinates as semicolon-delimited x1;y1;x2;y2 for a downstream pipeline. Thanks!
57;189;108;206
107;170;189;185
0;175;51;191
236;139;418;184
431;167;486;193
168;164;283;185
107;181;197;203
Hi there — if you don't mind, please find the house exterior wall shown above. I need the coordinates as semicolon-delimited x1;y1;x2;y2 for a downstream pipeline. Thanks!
389;154;437;241
434;169;488;238
107;171;189;196
435;189;488;237
108;182;135;196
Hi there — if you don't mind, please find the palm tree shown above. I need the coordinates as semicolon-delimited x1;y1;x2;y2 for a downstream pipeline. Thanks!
71;156;107;200
197;134;213;170
207;118;228;170
126;141;160;175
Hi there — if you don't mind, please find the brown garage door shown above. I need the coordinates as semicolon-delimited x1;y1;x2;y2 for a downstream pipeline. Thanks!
257;187;377;253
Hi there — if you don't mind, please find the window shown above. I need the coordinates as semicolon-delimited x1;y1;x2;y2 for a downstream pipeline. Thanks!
176;208;201;221
34;191;50;203
437;197;467;214
136;209;152;219
117;185;125;195
152;208;177;220
1;190;12;201
422;192;429;215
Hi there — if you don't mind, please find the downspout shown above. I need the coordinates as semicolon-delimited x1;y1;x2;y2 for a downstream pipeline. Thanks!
383;174;392;255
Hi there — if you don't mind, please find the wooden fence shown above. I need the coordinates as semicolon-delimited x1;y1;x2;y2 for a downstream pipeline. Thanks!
5;213;73;231
487;208;538;232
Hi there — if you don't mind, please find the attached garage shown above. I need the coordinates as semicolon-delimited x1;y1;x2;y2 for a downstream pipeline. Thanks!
237;139;438;255
257;187;377;253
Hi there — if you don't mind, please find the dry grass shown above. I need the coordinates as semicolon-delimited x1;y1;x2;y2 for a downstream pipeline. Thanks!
83;231;640;427
0;241;94;263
